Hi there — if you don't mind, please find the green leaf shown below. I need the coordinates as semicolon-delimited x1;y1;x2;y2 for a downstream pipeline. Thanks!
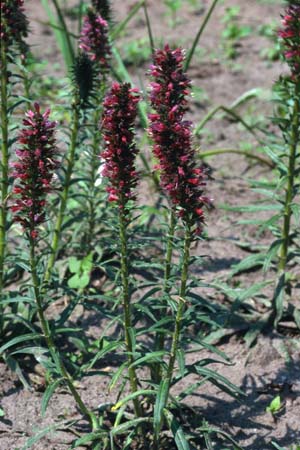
111;417;151;436
83;341;122;371
41;378;63;417
68;272;89;289
112;389;155;412
230;253;264;277
177;349;185;378
21;419;74;449
0;332;40;355
266;395;281;413
164;409;190;450
129;351;165;369
5;356;32;390
0;407;4;417
68;256;81;273
273;274;285;327
70;431;107;448
109;362;127;391
153;379;169;440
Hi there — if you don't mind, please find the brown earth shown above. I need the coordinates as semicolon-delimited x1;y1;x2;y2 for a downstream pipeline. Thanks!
1;1;300;449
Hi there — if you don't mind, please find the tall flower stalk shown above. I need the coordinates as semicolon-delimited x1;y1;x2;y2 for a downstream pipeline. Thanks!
148;46;209;445
43;97;81;285
0;0;29;331
101;82;143;418
148;45;208;380
79;8;111;251
271;2;300;325
11;103;98;430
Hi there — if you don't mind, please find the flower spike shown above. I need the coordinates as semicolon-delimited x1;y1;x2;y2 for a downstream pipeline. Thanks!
11;103;58;239
101;82;140;209
79;9;111;71
278;2;300;79
148;45;209;233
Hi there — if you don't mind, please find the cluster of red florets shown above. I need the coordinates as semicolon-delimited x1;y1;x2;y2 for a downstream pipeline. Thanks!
0;0;28;55
278;3;300;79
101;82;140;207
79;8;111;71
148;45;208;232
11;103;58;239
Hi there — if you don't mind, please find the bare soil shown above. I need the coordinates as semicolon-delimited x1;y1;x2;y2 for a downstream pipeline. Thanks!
1;1;300;449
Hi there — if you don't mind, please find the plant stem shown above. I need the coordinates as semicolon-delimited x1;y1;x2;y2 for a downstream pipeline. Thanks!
44;103;80;285
51;0;75;67
198;147;273;168
278;82;299;274
86;82;106;252
153;209;176;382
0;39;9;332
166;223;191;383
29;236;98;430
184;0;220;71
153;224;191;449
272;82;300;326
119;200;143;418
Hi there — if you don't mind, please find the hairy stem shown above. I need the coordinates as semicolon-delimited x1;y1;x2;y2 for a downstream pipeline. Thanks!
278;82;300;274
0;40;9;331
44;103;80;285
166;223;191;382
119;200;143;418
153;209;176;382
272;82;300;326
29;236;98;430
86;82;106;252
184;0;220;71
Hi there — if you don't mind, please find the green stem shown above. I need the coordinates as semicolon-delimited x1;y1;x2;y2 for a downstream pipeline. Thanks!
278;83;300;274
153;209;176;382
51;0;75;67
153;224;191;449
184;0;220;71
199;148;273;168
29;236;98;430
143;1;155;56
22;57;31;108
0;39;9;331
166;224;191;382
86;82;106;252
119;200;143;418
44;103;80;285
194;104;263;145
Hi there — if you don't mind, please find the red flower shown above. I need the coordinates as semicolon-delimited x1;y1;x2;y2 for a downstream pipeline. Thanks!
11;103;58;238
278;4;300;79
148;45;209;233
79;9;111;71
101;82;140;208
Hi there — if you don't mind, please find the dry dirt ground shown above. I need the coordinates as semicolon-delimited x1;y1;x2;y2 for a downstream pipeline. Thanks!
1;0;300;449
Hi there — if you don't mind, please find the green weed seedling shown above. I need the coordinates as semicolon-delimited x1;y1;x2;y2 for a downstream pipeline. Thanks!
221;6;252;59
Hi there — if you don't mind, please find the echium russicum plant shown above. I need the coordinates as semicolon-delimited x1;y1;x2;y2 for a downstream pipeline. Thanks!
101;82;143;418
148;44;209;383
266;1;300;327
78;5;111;250
0;0;29;330
148;45;209;444
11;103;99;431
11;103;58;239
79;8;111;72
